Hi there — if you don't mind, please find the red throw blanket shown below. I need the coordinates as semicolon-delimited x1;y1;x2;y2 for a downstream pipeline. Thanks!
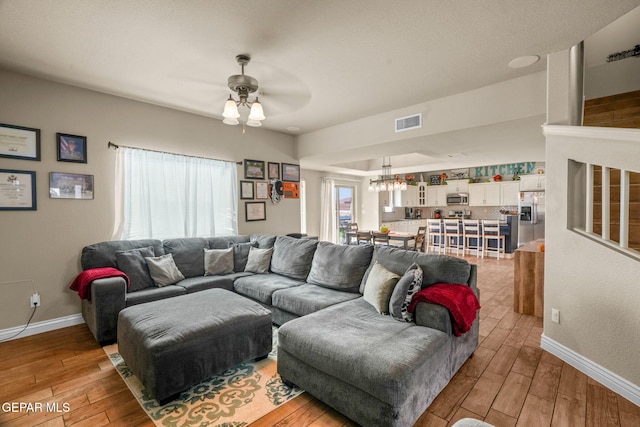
69;267;129;301
408;283;481;337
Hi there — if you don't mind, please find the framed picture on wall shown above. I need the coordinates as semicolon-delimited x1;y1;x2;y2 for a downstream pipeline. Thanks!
49;172;94;199
57;133;87;163
0;123;41;161
268;162;280;179
244;159;265;179
245;201;266;221
0;169;37;210
240;180;254;199
282;163;300;182
255;181;269;199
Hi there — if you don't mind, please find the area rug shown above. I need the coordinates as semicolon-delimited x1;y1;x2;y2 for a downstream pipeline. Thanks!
103;328;303;427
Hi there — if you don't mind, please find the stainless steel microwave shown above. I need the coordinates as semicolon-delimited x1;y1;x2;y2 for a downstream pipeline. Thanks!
447;193;469;205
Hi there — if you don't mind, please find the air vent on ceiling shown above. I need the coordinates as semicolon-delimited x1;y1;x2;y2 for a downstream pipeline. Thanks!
395;113;422;132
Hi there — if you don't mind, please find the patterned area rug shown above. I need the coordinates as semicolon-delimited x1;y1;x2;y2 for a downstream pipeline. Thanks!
103;328;303;427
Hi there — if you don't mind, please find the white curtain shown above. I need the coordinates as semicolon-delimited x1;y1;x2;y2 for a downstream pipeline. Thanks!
320;178;337;243
113;147;238;240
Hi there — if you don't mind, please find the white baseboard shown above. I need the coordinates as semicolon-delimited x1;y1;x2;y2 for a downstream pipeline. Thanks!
0;313;84;342
541;334;640;406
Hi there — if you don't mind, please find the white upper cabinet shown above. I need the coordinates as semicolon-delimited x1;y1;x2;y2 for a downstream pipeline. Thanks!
446;179;469;193
393;186;418;207
417;182;427;207
469;182;501;206
500;181;520;205
519;174;546;191
426;185;448;207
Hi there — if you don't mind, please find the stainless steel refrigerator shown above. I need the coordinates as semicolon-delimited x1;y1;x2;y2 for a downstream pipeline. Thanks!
518;191;545;246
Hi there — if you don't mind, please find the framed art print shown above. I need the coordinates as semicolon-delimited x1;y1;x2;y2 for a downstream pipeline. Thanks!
0;123;41;161
268;162;280;179
245;201;266;221
0;169;36;210
49;172;94;199
282;163;300;182
57;133;87;163
255;181;269;199
244;159;265;179
240;180;254;200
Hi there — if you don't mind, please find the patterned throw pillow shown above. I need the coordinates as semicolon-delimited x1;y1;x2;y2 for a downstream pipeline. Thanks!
389;263;423;322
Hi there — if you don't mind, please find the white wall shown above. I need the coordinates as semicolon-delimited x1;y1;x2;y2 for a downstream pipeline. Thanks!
585;58;640;100
0;68;297;330
543;125;640;395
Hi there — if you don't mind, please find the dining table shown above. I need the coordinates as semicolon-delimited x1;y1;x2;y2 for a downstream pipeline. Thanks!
346;230;416;250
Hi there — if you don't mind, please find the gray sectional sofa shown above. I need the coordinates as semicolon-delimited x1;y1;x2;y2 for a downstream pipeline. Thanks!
78;234;479;427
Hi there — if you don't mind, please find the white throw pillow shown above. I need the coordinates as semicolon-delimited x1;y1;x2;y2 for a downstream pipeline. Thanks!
204;248;234;275
244;247;273;274
363;262;400;314
145;253;185;287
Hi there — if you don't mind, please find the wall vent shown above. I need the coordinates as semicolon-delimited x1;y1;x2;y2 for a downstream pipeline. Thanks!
395;113;422;132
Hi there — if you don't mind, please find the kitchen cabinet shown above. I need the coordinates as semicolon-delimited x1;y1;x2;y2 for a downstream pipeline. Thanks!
446;179;469;193
417;182;427;207
500;181;520;205
393;186;418;207
519;174;546;191
469;182;501;206
426;185;448;207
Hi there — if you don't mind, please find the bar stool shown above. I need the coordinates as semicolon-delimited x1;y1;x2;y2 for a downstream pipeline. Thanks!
482;220;505;259
443;219;464;255
426;219;444;253
462;219;482;257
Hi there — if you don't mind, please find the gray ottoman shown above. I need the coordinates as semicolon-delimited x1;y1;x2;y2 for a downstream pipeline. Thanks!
117;288;272;404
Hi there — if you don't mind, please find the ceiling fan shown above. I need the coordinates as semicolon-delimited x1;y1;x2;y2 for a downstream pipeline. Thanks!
222;54;265;127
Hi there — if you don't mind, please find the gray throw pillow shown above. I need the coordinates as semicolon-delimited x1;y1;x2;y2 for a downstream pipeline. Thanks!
115;246;155;292
145;253;185;287
363;262;401;314
244;247;273;274
204;248;234;276
229;241;257;272
389;263;423;322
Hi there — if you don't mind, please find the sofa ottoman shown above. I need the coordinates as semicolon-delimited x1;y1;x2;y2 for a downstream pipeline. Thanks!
117;288;272;403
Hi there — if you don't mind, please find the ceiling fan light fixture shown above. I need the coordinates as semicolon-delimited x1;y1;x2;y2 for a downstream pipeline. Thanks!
222;55;266;129
223;95;240;119
222;117;239;125
248;98;265;121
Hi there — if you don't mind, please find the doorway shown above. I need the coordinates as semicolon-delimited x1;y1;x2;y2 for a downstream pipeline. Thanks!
336;185;356;244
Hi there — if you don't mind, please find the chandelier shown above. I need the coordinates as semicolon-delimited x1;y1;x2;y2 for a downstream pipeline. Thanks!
368;156;407;192
222;54;266;128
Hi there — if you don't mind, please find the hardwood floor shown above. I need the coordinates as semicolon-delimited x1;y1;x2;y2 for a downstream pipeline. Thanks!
1;255;639;426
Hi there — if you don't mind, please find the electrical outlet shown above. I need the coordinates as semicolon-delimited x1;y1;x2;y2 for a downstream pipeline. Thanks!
551;308;560;324
30;293;40;308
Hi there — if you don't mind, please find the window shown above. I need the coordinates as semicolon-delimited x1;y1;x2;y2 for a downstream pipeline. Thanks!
114;147;237;240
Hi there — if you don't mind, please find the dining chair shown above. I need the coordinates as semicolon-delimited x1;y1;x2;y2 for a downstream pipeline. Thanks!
371;231;390;246
356;230;372;245
443;219;464;255
414;226;427;252
462;219;482;257
426;219;444;253
343;222;358;244
482;219;505;259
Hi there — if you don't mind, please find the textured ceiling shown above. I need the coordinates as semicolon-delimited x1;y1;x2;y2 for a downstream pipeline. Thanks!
0;0;638;172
